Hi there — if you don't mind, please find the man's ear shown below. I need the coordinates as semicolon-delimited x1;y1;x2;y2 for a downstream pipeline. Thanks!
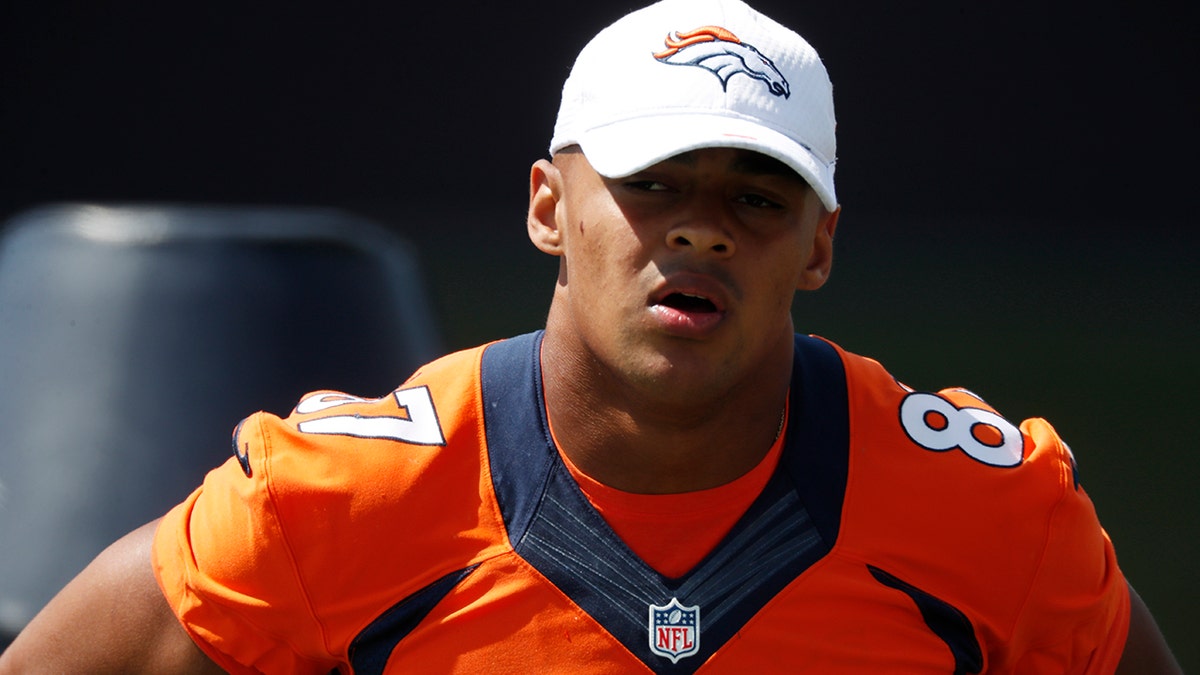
797;206;840;291
528;159;564;256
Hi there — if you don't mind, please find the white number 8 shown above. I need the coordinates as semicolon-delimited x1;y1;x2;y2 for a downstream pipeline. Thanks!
899;392;1024;467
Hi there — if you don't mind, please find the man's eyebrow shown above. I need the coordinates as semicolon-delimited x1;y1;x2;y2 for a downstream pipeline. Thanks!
729;152;798;178
657;150;804;182
660;152;699;167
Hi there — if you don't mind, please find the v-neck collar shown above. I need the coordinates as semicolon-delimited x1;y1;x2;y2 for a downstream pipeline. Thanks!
481;331;850;672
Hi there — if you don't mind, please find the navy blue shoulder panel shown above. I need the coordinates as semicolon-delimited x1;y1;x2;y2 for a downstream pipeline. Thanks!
478;330;556;548
480;332;853;673
785;334;850;546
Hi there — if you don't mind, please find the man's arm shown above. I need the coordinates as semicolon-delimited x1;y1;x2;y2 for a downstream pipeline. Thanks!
0;519;223;674
1115;583;1182;674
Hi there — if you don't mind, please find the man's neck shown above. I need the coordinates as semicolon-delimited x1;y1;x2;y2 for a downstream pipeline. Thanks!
539;327;792;495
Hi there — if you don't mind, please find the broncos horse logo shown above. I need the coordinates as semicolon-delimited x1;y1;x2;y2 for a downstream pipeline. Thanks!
653;26;790;98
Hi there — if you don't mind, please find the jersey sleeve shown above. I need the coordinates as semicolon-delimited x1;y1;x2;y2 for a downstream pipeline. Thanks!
152;411;338;675
1002;416;1131;673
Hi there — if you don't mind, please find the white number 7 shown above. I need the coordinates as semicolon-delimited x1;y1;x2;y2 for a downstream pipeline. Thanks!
296;386;446;446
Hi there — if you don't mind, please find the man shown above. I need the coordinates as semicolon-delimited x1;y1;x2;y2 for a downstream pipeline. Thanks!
0;0;1180;672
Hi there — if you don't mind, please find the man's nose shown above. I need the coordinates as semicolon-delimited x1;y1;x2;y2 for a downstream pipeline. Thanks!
664;203;736;258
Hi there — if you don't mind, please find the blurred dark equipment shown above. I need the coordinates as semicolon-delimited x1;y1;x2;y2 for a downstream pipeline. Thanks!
0;204;442;647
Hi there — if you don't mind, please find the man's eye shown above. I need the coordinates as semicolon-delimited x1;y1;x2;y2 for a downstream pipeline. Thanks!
736;193;782;209
626;180;670;192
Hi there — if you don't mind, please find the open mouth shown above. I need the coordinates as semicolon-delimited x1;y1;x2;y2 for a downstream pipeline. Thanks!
650;286;726;337
658;292;718;313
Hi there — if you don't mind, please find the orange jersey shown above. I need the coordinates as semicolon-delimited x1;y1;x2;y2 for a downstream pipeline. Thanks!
153;332;1130;673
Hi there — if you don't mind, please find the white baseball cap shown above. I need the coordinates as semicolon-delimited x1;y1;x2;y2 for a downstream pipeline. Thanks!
550;0;838;211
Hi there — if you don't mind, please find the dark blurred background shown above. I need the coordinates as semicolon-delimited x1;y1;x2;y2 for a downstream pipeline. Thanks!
1;0;1196;665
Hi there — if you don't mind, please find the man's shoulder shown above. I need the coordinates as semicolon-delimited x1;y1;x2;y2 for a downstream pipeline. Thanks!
151;341;517;663
227;332;545;505
798;334;1084;546
811;336;1104;599
227;339;506;497
810;335;1078;503
800;335;1073;475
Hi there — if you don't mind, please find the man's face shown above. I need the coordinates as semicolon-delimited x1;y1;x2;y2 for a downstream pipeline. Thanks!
530;147;838;403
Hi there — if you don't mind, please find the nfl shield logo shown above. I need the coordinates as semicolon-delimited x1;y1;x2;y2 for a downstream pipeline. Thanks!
649;597;700;663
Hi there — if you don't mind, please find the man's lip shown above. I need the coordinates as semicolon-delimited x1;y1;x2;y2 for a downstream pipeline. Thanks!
645;274;732;338
649;274;730;313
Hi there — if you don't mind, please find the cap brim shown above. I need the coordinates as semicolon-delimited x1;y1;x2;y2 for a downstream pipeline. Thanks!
560;113;837;211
